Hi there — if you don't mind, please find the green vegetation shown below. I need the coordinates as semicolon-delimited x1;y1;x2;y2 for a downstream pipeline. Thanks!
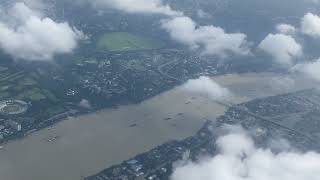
0;69;56;103
19;77;37;86
42;89;59;103
97;32;163;51
0;92;10;99
0;71;24;82
0;66;8;72
0;85;10;92
13;77;37;92
46;106;66;116
15;88;46;101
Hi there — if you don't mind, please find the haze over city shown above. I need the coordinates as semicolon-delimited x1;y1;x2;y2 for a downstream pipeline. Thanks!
0;0;320;180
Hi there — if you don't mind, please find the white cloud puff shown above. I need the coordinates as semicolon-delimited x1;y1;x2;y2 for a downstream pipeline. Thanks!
162;16;251;57
301;13;320;38
293;58;320;81
276;24;296;35
258;34;302;66
0;2;81;61
182;76;230;100
171;128;320;180
91;0;181;16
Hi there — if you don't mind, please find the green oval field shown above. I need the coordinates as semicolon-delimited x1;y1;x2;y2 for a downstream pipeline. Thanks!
97;32;163;52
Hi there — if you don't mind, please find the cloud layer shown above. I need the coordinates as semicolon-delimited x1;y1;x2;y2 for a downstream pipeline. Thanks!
162;17;251;57
182;76;230;100
0;2;81;61
171;128;320;180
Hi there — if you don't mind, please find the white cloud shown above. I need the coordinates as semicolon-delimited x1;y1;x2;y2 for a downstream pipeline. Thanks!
91;0;181;16
301;13;320;38
276;24;296;35
171;128;320;180
162;16;251;57
0;2;81;61
197;9;211;19
293;58;320;81
258;34;302;66
182;76;230;100
7;1;42;23
87;1;250;58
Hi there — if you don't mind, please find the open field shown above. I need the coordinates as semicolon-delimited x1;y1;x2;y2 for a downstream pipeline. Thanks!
97;32;163;51
0;69;56;102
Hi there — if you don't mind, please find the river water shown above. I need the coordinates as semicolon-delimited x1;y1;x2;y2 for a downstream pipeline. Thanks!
0;73;315;180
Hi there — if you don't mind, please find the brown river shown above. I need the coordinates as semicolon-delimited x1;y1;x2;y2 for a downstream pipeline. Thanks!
0;73;315;180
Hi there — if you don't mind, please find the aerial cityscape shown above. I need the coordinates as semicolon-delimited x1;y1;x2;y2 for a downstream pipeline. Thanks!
0;0;320;180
